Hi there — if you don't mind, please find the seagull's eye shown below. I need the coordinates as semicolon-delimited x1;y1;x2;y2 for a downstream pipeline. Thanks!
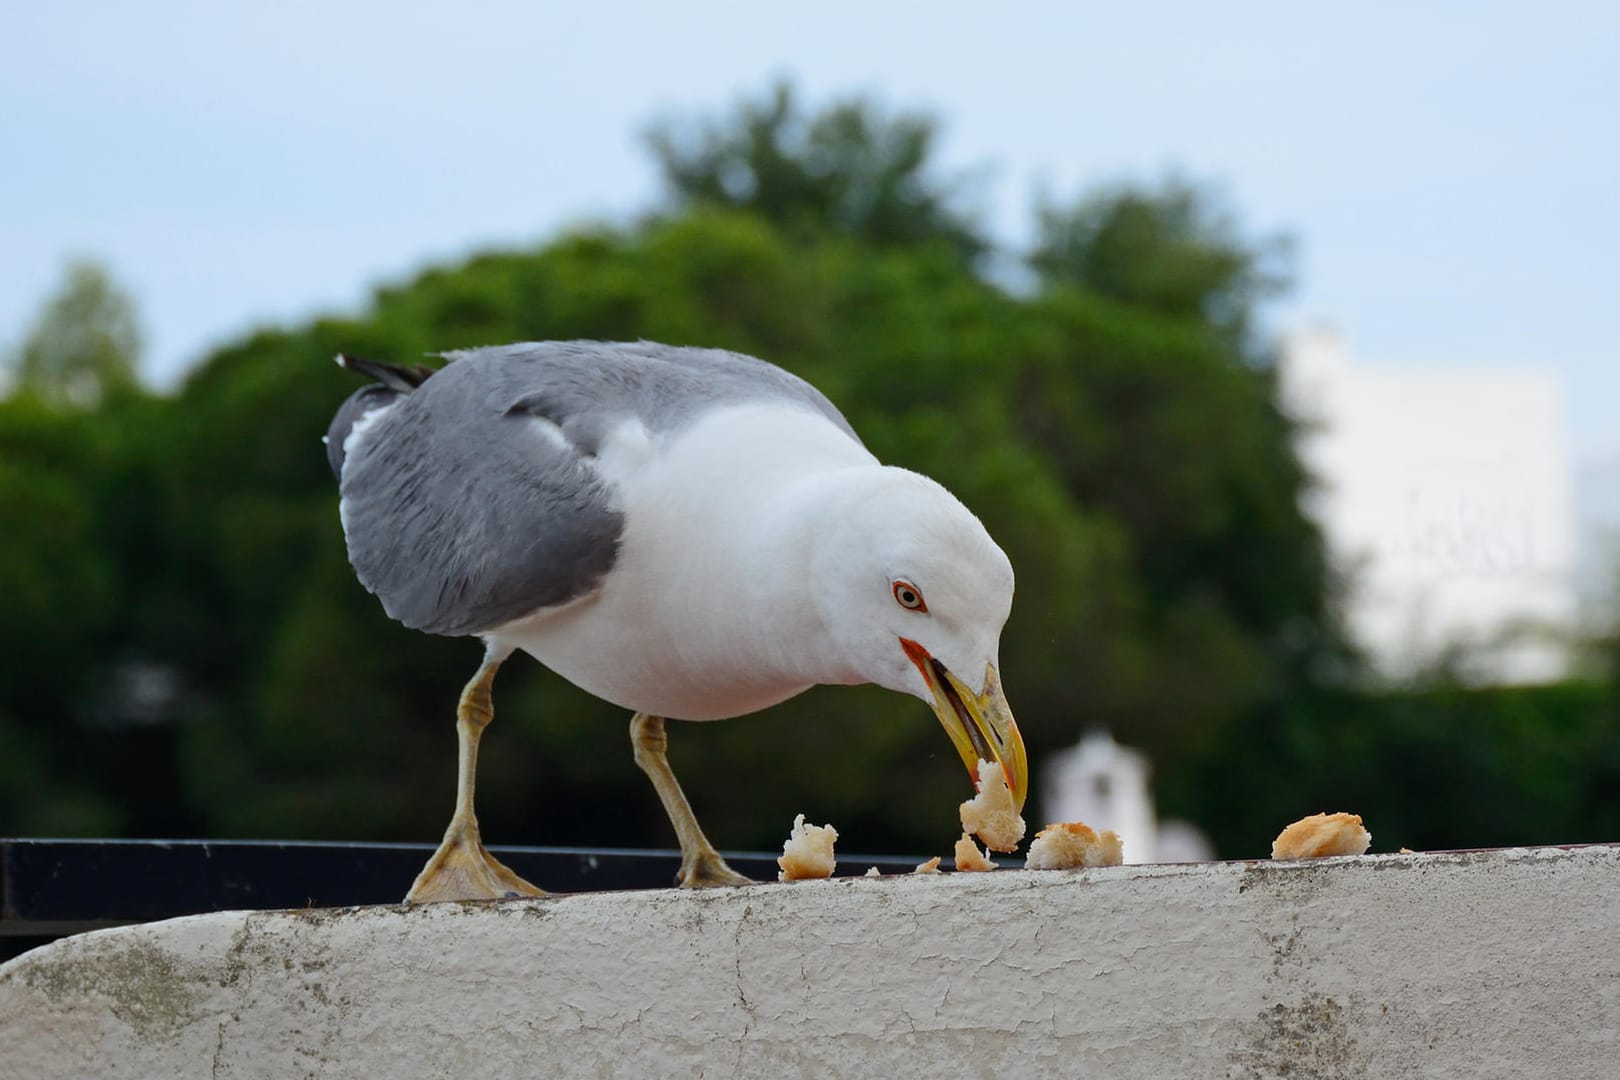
892;580;927;612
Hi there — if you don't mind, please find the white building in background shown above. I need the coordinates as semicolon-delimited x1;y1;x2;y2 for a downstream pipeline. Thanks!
1041;730;1213;864
1279;328;1579;684
1576;455;1620;630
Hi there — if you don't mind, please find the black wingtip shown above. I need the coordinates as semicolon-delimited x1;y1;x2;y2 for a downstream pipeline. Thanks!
336;354;436;392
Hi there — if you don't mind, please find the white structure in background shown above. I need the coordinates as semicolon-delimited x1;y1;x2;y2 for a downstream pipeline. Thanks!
1576;455;1620;631
1280;328;1579;684
1041;730;1213;864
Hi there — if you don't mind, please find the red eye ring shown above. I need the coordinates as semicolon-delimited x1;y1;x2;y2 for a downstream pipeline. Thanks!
892;580;927;612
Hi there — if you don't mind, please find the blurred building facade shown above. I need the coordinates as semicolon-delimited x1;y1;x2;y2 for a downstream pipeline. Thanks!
1280;328;1578;684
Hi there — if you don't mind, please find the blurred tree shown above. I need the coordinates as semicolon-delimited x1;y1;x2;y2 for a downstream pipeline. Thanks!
646;81;987;264
10;260;141;408
90;200;1333;855
1167;680;1620;857
0;397;122;833
1018;186;1342;766
1033;178;1291;351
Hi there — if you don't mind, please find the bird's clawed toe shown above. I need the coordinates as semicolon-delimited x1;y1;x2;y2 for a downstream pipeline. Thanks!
406;823;549;903
677;849;754;888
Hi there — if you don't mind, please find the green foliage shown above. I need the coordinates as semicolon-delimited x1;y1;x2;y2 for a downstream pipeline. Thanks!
8;261;141;408
0;389;162;834
1164;681;1620;856
647;81;986;264
1033;179;1291;351
0;203;1337;854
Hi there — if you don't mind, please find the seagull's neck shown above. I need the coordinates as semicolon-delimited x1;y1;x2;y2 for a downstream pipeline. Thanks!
626;405;881;693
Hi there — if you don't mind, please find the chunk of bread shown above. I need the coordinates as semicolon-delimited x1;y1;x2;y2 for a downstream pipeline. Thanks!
1271;812;1371;860
864;866;881;878
959;758;1026;853
912;856;942;875
777;813;839;880
953;833;998;872
1023;821;1124;869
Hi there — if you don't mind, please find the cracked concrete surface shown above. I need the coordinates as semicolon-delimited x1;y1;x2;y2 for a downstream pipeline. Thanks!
2;846;1617;1078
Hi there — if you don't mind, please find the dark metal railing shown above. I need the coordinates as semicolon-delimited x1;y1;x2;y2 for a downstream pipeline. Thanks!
0;838;925;961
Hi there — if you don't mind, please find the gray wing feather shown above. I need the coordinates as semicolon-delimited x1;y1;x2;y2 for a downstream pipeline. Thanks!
468;339;860;450
337;341;860;637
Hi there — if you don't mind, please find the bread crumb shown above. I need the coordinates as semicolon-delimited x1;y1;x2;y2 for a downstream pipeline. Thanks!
1398;847;1414;855
777;813;839;880
1023;821;1124;869
1271;812;1371;860
959;758;1026;853
864;866;881;878
912;856;942;875
953;833;998;872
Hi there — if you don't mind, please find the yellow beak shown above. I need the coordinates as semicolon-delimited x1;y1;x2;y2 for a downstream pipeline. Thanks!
900;638;1028;810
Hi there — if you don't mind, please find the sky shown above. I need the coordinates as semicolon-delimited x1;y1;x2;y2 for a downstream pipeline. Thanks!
3;2;1618;461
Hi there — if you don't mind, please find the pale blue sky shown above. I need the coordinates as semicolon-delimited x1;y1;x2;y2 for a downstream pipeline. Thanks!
4;2;1617;458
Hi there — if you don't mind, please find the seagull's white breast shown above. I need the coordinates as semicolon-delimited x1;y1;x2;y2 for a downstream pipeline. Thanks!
488;402;877;720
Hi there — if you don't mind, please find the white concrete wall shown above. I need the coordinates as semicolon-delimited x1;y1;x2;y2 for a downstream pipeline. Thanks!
3;845;1617;1079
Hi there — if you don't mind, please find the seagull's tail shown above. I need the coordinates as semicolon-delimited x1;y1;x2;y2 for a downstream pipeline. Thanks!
325;356;435;482
336;354;437;392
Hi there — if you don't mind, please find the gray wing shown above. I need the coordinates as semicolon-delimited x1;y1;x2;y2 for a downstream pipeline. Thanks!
336;340;861;637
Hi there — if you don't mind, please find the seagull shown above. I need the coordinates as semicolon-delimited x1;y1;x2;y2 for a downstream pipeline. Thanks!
326;341;1026;901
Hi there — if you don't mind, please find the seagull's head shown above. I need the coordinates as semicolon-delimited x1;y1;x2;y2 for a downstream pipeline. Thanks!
810;466;1027;810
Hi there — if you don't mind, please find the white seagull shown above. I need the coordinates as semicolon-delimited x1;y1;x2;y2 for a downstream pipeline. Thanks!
326;341;1026;901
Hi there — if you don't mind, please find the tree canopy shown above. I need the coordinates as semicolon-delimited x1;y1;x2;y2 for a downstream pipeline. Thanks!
8;261;141;409
646;81;986;264
1033;178;1292;352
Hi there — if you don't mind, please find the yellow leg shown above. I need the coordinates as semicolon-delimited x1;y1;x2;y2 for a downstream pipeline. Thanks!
406;649;547;903
630;713;753;888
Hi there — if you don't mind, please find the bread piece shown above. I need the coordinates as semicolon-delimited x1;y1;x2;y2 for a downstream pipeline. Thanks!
953;833;998;872
1271;812;1371;860
959;758;1026;853
913;856;942;875
1023;821;1124;869
777;813;839;880
864;866;881;878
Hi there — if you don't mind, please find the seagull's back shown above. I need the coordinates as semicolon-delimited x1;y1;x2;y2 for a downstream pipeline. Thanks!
330;342;867;695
